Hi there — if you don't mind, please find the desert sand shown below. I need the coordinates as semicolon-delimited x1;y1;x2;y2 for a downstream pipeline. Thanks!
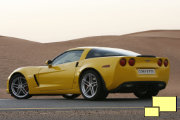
0;30;180;98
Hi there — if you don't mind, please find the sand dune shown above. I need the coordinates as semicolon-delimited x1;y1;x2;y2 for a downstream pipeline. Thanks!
127;30;180;38
0;30;180;98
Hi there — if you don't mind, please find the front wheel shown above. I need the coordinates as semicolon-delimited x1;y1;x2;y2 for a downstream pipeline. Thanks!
9;74;32;99
80;70;108;100
62;94;80;99
134;90;159;99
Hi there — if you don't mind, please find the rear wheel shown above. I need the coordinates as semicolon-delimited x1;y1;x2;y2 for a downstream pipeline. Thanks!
80;70;108;100
134;90;159;99
9;74;32;99
62;94;80;99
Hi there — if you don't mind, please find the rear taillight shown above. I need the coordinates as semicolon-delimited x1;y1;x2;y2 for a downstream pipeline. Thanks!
164;59;168;67
120;58;126;66
157;59;162;66
128;58;135;66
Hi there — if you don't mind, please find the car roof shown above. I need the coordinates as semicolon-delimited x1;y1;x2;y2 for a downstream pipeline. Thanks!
69;46;124;50
68;47;140;56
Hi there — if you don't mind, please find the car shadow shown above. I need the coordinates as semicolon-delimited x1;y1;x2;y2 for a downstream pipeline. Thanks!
68;98;151;102
27;97;152;102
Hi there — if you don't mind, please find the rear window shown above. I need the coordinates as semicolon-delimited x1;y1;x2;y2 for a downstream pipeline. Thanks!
86;48;140;59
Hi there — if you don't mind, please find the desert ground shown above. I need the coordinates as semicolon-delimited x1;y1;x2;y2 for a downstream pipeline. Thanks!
0;30;180;98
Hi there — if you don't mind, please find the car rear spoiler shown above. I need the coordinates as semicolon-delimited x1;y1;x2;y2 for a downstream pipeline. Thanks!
137;55;156;58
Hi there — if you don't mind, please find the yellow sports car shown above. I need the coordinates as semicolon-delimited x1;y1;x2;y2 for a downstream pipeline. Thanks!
7;47;169;100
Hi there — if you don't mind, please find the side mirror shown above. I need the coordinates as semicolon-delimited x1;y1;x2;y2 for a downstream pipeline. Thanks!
45;60;52;67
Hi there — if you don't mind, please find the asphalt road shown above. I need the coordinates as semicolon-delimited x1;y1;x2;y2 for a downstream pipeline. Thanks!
0;98;180;111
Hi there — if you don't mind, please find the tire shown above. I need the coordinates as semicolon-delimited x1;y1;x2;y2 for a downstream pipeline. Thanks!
80;70;108;100
9;74;32;99
134;90;159;99
62;94;80;99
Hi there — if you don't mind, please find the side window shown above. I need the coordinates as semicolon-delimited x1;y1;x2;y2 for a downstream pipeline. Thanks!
52;50;83;66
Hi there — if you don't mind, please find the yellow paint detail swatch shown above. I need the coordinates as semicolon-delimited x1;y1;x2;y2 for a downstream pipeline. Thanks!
153;96;177;112
145;107;159;117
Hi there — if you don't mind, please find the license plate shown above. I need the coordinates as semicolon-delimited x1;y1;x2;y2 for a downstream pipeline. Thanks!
138;69;155;74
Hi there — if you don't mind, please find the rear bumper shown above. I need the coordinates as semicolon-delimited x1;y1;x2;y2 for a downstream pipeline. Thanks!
108;57;170;90
110;81;166;93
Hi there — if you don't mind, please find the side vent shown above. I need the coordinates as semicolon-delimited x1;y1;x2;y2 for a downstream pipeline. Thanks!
34;75;39;86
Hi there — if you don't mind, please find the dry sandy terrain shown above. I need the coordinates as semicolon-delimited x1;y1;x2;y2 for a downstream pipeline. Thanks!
0;30;180;98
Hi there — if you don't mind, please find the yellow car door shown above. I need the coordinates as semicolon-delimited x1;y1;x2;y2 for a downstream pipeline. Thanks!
37;50;83;91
